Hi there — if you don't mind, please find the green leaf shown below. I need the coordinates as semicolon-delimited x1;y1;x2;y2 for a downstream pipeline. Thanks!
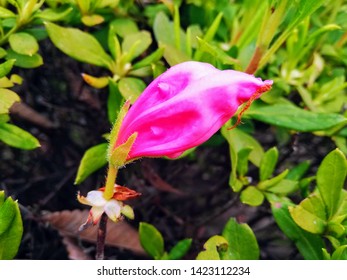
0;48;7;59
122;31;152;61
196;37;238;66
271;199;324;259
0;123;40;149
168;239;192;260
107;80;123;124
161;43;190;66
139;222;164;260
110;18;139;38
81;14;104;27
326;235;341;249
0;195;23;259
333;190;347;222
5;50;43;68
286;161;311;181
0;88;20;114
45;22;114;70
258;169;289;189
132;48;164;70
322;249;331;260
74;143;108;184
34;7;73;21
259;147;278;181
186;24;203;51
287;0;327;32
222;126;264;167
331;245;347;260
196;235;228;260
9;33;39;56
0;7;16;18
237;147;252;177
326;221;345;238
222;126;264;166
222;125;264;192
267;179;299;195
194;12;223;60
0;197;15;235
259;0;326;69
0;114;10;123
220;218;259;260
108;25;122;60
0;77;13;88
0;191;4;204
0;59;16;78
118;77;146;104
246;102;347;132
153;11;186;52
240;186;264;206
317;149;347;218
289;195;327;234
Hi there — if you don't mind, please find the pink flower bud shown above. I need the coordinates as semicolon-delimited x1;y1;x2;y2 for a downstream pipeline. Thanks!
115;61;272;160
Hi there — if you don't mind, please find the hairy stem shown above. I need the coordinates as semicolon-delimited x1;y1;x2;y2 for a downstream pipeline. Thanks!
103;165;118;200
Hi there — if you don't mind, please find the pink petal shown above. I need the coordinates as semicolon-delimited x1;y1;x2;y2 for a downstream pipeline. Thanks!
115;61;272;159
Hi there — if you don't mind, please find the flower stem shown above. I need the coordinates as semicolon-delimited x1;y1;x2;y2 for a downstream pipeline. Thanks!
103;165;118;200
96;213;108;260
245;46;264;74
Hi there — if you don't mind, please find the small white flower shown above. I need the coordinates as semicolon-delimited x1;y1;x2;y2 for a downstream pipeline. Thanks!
77;185;139;227
78;190;123;224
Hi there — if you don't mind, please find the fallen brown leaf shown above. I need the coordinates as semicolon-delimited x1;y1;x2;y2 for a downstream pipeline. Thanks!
62;236;92;260
42;209;145;256
10;102;57;129
141;160;185;196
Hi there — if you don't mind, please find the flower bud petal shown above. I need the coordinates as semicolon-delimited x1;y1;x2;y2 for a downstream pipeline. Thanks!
113;61;272;160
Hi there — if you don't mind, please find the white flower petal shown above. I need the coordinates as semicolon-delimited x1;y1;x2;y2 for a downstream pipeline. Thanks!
85;191;107;207
90;206;105;224
104;200;122;222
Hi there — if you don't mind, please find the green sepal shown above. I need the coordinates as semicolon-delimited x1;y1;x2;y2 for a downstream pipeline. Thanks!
121;204;134;220
107;100;131;160
109;132;138;167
